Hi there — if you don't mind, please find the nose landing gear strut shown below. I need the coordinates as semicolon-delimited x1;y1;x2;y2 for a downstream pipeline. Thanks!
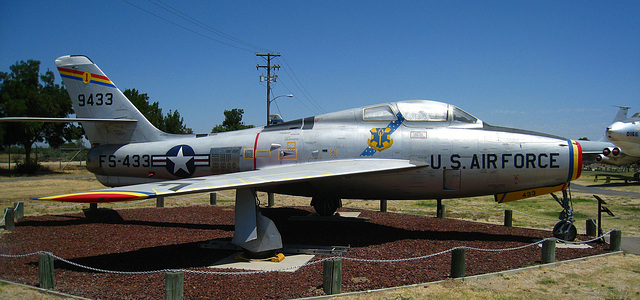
551;189;577;241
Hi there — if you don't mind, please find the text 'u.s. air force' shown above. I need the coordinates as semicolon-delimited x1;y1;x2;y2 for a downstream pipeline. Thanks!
429;153;560;169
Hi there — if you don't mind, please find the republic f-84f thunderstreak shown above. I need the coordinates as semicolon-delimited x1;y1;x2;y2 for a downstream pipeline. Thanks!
8;55;583;254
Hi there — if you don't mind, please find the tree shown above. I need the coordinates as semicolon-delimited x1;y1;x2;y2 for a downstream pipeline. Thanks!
0;59;82;163
163;110;193;134
211;108;254;133
123;88;192;134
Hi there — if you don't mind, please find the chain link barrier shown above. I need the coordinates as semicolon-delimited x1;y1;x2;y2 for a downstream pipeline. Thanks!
443;203;593;221
377;200;593;222
0;230;616;276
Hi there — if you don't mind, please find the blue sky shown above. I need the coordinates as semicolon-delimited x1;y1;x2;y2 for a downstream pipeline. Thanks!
1;1;638;140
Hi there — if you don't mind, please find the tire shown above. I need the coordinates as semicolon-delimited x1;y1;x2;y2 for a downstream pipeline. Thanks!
553;220;577;241
311;196;341;216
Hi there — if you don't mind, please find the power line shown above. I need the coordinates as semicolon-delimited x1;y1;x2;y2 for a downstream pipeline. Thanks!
278;57;325;114
147;0;272;53
121;0;257;52
277;80;318;114
121;1;324;117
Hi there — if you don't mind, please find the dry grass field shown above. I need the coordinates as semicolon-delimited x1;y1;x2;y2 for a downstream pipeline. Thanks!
1;166;639;299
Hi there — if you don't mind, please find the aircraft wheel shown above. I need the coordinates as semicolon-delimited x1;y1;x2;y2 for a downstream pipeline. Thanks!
552;220;577;241
311;196;342;216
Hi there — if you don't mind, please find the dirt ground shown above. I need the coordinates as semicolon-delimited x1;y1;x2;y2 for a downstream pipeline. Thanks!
1;168;639;299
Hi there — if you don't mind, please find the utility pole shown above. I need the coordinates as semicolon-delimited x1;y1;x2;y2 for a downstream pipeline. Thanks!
256;53;281;126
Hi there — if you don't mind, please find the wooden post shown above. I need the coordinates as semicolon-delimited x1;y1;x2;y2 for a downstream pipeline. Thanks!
38;252;55;289
541;239;556;264
209;193;217;205
165;271;184;300
268;192;275;207
610;229;622;251
504;209;513;227
156;196;165;208
586;219;597;236
450;247;466;278
13;202;23;219
89;203;98;211
380;199;388;212
323;259;342;295
436;199;445;218
4;208;15;230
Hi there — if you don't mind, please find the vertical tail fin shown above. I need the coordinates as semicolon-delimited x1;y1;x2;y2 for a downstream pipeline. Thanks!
55;55;165;145
612;106;630;123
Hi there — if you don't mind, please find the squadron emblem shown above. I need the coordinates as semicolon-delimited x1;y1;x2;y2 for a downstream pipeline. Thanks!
368;128;394;152
360;112;405;156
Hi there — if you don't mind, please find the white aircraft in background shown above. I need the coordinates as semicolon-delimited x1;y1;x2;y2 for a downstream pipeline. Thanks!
595;106;640;172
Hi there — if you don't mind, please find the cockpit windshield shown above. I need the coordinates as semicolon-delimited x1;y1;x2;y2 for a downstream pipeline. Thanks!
397;101;448;121
364;100;480;126
452;107;478;123
363;105;397;121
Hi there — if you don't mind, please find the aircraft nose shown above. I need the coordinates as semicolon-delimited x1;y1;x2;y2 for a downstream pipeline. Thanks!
606;122;626;140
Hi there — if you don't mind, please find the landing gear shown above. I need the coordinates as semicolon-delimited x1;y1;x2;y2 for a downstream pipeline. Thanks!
551;189;577;241
311;196;342;216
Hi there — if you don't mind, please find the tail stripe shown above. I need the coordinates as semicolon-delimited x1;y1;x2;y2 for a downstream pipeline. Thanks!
566;140;582;182
57;67;116;88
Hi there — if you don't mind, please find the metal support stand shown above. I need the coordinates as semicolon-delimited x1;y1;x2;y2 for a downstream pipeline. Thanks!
232;188;283;255
593;195;615;242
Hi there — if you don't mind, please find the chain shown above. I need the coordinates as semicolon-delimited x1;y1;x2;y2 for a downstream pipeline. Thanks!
0;230;617;276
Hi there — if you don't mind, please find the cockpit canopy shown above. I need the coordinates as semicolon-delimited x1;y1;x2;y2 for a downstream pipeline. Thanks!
363;100;482;127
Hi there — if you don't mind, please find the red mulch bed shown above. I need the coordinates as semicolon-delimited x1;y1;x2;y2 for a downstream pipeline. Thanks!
0;206;610;299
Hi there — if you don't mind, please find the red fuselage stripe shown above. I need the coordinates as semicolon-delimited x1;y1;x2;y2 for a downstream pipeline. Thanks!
253;132;260;170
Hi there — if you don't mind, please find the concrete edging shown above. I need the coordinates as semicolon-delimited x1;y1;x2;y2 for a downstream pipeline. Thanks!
0;278;92;300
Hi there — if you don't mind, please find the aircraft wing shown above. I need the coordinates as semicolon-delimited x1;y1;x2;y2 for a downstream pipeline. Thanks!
35;159;427;203
578;140;614;162
0;117;137;123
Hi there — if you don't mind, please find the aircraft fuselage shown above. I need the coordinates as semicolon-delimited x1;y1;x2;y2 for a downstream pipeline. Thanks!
87;101;581;201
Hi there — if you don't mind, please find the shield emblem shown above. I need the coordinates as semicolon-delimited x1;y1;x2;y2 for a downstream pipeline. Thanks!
368;127;393;152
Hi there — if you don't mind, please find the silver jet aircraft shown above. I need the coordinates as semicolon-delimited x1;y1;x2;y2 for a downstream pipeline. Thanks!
10;55;584;254
596;106;640;170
